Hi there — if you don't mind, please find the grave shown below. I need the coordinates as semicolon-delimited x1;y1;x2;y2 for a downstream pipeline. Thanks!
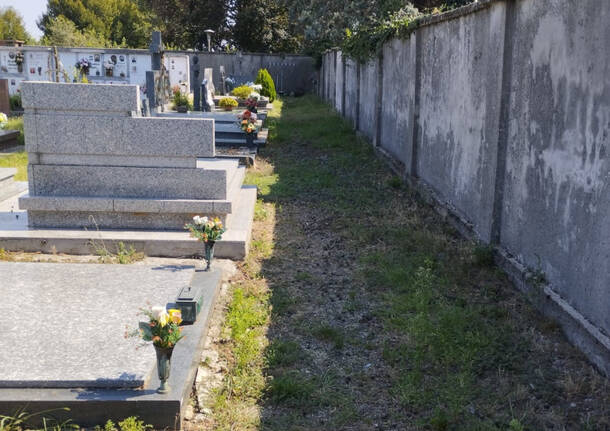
0;129;20;151
0;262;223;428
0;168;27;202
0;81;256;258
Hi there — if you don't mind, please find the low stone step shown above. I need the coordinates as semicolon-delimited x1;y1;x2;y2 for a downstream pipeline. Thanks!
0;130;20;151
0;168;27;202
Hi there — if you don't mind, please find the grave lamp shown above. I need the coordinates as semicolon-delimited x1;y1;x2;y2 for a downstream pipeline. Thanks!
204;30;215;52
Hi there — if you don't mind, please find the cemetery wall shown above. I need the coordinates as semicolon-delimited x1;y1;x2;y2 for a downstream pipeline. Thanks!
320;0;610;375
0;46;315;97
190;52;316;96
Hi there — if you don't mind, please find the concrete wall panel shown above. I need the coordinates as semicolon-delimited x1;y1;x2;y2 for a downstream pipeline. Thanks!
344;58;359;127
380;37;417;168
501;0;610;335
358;59;379;142
416;3;506;241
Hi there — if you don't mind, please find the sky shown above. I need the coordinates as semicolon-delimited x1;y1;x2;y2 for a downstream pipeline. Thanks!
0;0;47;39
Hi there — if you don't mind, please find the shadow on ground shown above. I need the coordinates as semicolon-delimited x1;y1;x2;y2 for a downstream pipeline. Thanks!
212;96;609;431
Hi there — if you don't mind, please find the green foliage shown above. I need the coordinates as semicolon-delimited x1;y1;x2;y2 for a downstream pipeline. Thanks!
40;15;109;48
0;407;77;431
94;417;152;431
267;372;315;405
473;244;495;267
94;241;144;264
508;418;525;431
342;5;421;61
171;89;193;111
0;7;31;43
136;0;230;50
311;324;345;349
219;97;238;109
255;69;277;102
232;0;302;53
231;85;254;99
266;340;302;368
9;94;21;112
117;416;152;431
39;0;150;48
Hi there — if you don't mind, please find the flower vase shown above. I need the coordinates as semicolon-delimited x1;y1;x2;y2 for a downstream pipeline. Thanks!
204;241;215;271
154;345;174;394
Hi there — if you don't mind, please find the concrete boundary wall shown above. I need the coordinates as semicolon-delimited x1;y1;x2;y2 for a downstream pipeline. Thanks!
320;0;610;375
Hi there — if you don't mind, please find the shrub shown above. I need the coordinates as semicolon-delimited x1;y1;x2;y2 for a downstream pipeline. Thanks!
255;69;276;102
9;93;22;111
231;85;254;99
219;97;238;109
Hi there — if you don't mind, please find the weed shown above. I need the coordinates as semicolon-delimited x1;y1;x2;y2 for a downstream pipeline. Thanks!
0;407;77;431
266;339;302;368
94;417;152;431
311;323;345;349
0;248;15;262
267;372;315;405
387;175;402;189
473;244;495;267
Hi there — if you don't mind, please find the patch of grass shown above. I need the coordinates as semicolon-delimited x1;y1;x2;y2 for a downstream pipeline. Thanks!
311;323;345;349
0;407;77;431
0;150;27;181
0;248;15;262
473;244;495;267
95;241;144;264
267;372;315;405
266;339;302;368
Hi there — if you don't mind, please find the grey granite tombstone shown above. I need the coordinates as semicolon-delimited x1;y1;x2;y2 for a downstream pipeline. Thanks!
19;82;246;231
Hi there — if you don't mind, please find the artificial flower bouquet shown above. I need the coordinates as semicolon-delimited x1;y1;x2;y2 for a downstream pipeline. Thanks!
184;216;225;243
137;306;184;349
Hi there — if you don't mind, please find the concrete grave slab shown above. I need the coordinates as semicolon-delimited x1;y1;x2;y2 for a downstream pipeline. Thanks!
0;266;223;429
0;262;194;389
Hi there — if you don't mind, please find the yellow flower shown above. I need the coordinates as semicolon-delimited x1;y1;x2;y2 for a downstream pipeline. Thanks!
169;309;183;325
158;311;169;327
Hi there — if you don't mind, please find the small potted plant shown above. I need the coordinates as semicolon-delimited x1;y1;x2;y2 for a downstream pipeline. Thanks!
219;97;238;111
133;306;184;394
231;85;254;102
185;216;225;270
171;85;193;113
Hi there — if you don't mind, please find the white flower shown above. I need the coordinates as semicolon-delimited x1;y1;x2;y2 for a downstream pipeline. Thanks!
252;84;263;91
151;306;165;320
250;113;258;121
248;92;260;101
192;215;208;225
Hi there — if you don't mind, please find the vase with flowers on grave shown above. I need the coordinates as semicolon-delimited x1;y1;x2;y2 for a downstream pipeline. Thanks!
184;216;226;271
130;307;183;394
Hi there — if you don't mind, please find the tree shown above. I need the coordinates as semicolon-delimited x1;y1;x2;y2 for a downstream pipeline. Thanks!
40;15;109;47
136;0;231;50
0;7;32;43
232;0;301;53
39;0;150;48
